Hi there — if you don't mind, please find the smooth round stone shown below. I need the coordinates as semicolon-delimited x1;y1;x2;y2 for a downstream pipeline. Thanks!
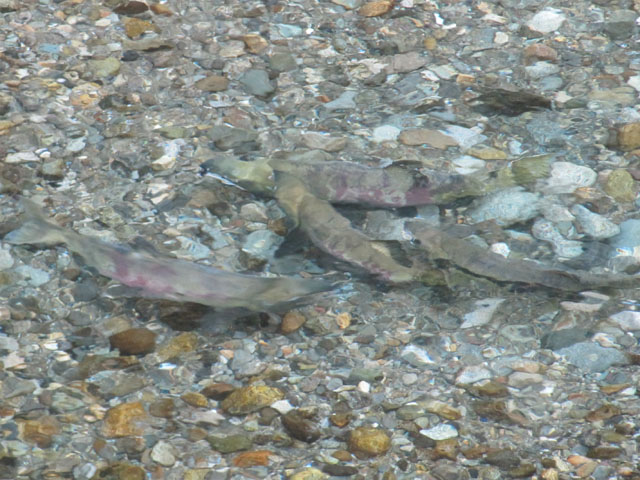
372;125;400;142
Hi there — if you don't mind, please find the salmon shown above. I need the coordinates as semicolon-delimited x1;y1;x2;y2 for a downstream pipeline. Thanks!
5;200;332;311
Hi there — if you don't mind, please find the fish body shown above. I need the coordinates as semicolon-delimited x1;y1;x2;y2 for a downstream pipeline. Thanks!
408;221;638;291
275;172;417;283
205;153;438;208
6;201;332;311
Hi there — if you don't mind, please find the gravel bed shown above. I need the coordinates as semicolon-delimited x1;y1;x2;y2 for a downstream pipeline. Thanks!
3;0;640;479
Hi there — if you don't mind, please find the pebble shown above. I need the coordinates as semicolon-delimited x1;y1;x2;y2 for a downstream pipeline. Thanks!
372;125;400;142
5;151;39;163
544;162;596;194
15;265;50;287
207;434;252;453
609;311;640;331
604;9;637;40
239;69;275;97
604;169;635;203
527;9;566;34
532;218;583;258
556;342;628;373
243;34;268;54
289;468;328;480
195;75;229;92
507;371;544;388
221;385;285;414
323;91;357;110
348;427;391;458
402;373;418;385
469;187;540;226
102;402;149;438
50;389;86;412
461;298;505;329
91;464;145;480
611;122;640;151
301;133;347;152
570;205;620;240
388;52;427;73
442;125;487;149
87;57;120;78
281;311;306;334
467;146;508;160
523;44;558;63
398;128;457;149
181;392;208;408
269;52;298;72
452;155;486;175
400;344;435;367
151;440;176;467
155;332;198;363
526;61;560;80
0;247;14;270
396;404;425;420
242;230;283;260
282;410;321;443
456;365;492;384
358;0;393;17
420;423;458;441
109;328;156;355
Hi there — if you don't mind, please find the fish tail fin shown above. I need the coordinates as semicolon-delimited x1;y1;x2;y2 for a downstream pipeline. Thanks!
4;199;68;246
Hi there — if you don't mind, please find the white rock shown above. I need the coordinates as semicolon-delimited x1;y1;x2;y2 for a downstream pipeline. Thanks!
270;400;295;414
609;310;640;331
0;246;13;270
401;345;435;367
571;204;620;239
15;265;50;287
494;31;509;44
151;440;176;467
525;61;560;80
545;162;596;194
5;151;39;163
628;75;640;92
441;125;487;149
532;218;583;258
469;187;540;226
372;125;401;142
455;365;492;384
527;9;566;34
420;423;458;441
452;155;485;175
461;298;505;329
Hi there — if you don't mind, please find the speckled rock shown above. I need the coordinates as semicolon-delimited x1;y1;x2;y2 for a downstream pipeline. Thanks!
605;169;636;203
348;427;391;458
207;433;252;453
90;463;145;480
221;385;285;414
102;402;149;438
469;187;540;226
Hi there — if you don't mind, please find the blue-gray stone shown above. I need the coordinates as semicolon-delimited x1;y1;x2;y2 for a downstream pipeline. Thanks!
556;342;628;373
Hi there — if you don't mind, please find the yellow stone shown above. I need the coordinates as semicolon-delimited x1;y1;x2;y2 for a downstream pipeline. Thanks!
243;34;268;54
181;392;208;408
102;401;148;437
467;146;508;160
423;36;437;50
221;385;284;414
358;0;393;17
124;17;159;39
348;427;391;458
